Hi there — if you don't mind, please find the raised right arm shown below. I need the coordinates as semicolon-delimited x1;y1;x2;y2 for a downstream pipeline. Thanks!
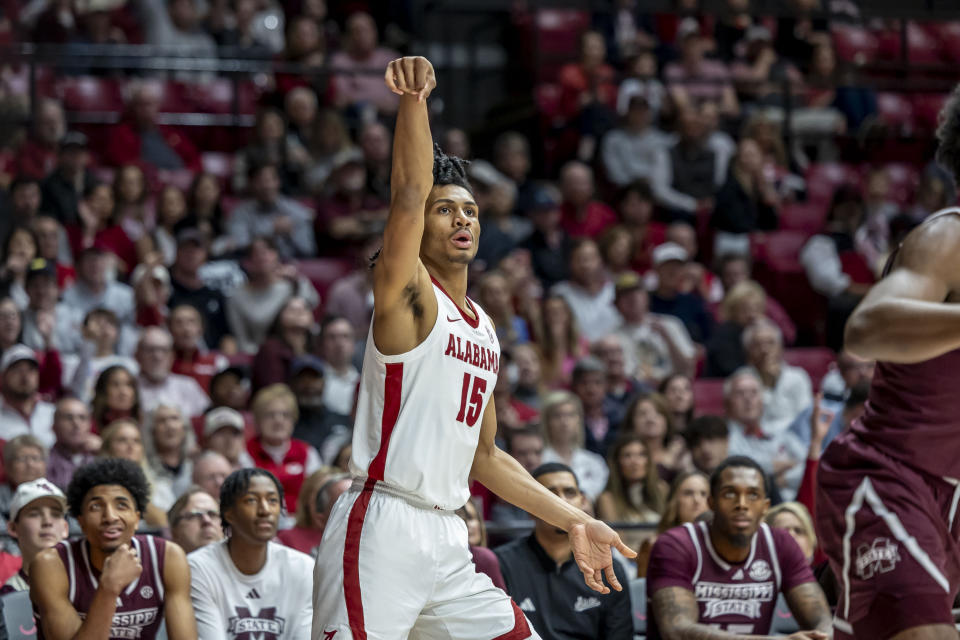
844;214;960;363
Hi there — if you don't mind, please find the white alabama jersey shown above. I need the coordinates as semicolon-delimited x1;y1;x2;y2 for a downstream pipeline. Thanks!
350;277;501;510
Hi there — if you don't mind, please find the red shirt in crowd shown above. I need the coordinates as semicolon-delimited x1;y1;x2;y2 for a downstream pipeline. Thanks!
65;225;138;277
277;526;324;555
14;137;58;179
172;349;227;393
246;436;312;513
105;122;201;172
560;201;618;238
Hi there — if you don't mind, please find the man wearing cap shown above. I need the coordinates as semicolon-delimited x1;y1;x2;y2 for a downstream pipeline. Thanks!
290;354;351;464
20;258;79;356
40;131;96;226
169;303;228;393
521;184;575;288
613;271;696;384
136;326;210;419
601;95;672;188
202;407;255;472
1;478;69;593
0;345;56;448
169;227;231;350
551;238;619;342
648;242;714;344
227;162;317;261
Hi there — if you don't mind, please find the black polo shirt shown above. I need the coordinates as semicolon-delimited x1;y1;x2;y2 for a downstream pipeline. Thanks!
494;534;633;640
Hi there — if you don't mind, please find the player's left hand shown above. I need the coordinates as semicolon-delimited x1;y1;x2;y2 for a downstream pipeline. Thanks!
568;520;637;594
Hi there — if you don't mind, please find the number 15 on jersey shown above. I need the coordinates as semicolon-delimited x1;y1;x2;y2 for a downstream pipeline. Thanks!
456;373;487;427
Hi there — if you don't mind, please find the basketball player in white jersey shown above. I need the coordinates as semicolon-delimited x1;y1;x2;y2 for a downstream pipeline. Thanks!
312;56;636;640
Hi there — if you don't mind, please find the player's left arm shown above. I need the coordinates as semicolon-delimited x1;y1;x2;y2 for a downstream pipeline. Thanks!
471;395;637;593
162;542;198;640
783;582;832;636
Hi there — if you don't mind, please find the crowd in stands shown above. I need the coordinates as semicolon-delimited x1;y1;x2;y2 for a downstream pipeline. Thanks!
0;0;955;636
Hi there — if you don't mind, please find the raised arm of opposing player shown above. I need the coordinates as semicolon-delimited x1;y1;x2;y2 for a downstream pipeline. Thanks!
844;214;960;363
470;396;636;594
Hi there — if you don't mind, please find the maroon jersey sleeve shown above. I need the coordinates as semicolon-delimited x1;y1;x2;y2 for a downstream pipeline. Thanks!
647;528;698;593
773;528;816;592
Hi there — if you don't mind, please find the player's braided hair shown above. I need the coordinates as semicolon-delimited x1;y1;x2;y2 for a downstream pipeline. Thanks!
936;83;960;185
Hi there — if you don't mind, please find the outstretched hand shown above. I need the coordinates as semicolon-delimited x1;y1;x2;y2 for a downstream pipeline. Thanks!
384;56;436;103
569;520;637;594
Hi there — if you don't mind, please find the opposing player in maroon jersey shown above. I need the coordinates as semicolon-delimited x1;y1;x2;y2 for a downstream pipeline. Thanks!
30;458;196;640
817;87;960;640
648;456;832;639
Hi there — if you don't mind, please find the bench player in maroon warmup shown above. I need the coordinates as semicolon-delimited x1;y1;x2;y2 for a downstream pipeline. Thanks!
817;85;960;640
30;458;196;640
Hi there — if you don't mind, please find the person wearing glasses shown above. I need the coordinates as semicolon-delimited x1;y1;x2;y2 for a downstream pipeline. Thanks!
168;487;223;554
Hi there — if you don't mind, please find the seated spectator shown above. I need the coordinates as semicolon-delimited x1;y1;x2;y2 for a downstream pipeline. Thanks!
656;470;710;533
45;397;98;492
765;501;817;565
455;497;506;589
146;185;188;266
806;41;876;133
1;225;38;310
276;15;325;94
799;185;877;350
329;11;400;115
169;303;227;392
724;368;806;498
740;112;805;199
469;161;525;270
744;318;812;436
304;109;356;195
314;149;388;256
66;182;137;276
319;316;360;416
711;137;779;257
204;407;255;470
324;233;377;337
592;334;645;416
493;131;537;216
208;367;251;416
705;280;767;378
290;355;351;464
233;108;310;196
22;258;79;356
571;356;623;456
648;243;714;344
136;0;216;75
596;433;665;554
131;262;173;329
597;225;636;280
1;478;69;593
276;470;346;556
495;463;633;638
601;95;671;188
168;228;231;350
167;487;223;554
731;26;805;107
285;86;318;151
91;364;141;431
188;469;312;637
192;450;235;499
552;238;618;343
686;414;731;476
246;384;322;513
652;106;723;219
489;427;544;525
616;50;667;121
143;404;195;511
558;161;617;239
180;173;230;255
98;418;169;526
511;343;546;410
31;458;196;639
540;390;609;502
105;80;201;171
491;362;539;435
40;131;95;226
226;237;320;354
136;326;209;419
478;271;530;349
61;245;136;336
532;294;588;387
621;392;688;482
2;179;43;256
646;456;831;638
665;19;740;119
14;98;65;180
359;121;392;202
520;185;574;288
31;215;75;290
0;435;48;543
558;30;618;160
614;272;696;385
0;345;55;448
252;296;316;393
659;373;695;434
713;252;796;344
614;181;663;273
112;164;153;243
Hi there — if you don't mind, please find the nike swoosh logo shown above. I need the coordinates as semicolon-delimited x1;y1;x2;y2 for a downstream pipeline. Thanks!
447;315;462;323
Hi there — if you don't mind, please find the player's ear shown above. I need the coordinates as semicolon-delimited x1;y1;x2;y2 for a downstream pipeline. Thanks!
7;520;17;540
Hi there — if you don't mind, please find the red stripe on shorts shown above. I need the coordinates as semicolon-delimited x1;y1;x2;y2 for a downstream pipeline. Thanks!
343;478;376;640
367;362;404;481
492;600;532;640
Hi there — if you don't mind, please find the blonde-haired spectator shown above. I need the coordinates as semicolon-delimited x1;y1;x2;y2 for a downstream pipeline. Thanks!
99;418;168;526
765;501;817;565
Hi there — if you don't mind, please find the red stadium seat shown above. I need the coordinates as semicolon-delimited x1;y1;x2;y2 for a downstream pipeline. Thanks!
875;22;942;65
295;258;355;303
911;93;948;132
151;81;193;113
783;348;836;390
535;9;590;57
805;163;861;205
778;202;827;235
58;76;124;112
929;21;960;61
875;92;914;133
535;83;563;122
192;78;261;115
693;379;726;415
831;25;879;66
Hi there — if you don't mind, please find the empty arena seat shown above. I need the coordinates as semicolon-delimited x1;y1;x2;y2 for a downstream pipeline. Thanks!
831;25;879;65
693;379;726;415
58;76;124;112
911;93;948;132
295;257;355;302
535;83;563;122
784;348;836;390
0;590;36;639
630;578;647;636
535;9;590;57
875;92;915;133
876;22;942;65
778;202;827;235
750;230;810;265
929;21;960;61
193;78;261;114
805;163;861;204
771;593;800;635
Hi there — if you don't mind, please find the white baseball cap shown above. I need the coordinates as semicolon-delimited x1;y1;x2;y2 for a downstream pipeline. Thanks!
0;344;39;373
10;478;67;522
652;242;689;266
203;407;245;438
